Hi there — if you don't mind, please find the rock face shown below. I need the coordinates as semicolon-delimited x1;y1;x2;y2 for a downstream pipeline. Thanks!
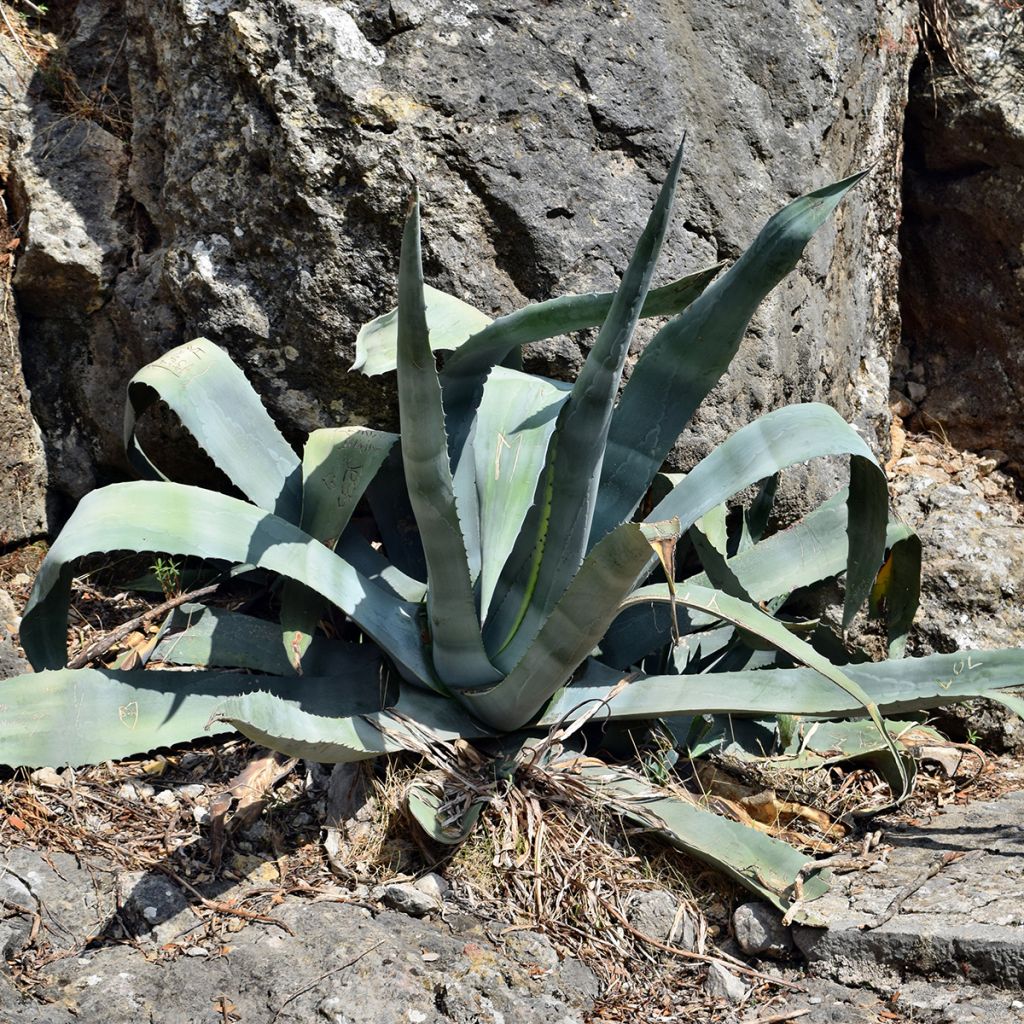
900;0;1024;471
0;44;47;546
2;0;918;522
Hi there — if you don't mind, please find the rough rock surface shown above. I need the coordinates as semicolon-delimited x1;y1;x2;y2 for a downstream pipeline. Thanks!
0;847;599;1023
887;432;1024;749
793;789;1024;990
2;0;916;521
0;46;48;545
900;0;1024;469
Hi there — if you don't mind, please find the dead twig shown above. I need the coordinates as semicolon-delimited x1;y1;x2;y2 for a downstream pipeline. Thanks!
597;897;803;992
754;1010;811;1023
860;850;968;931
66;582;219;668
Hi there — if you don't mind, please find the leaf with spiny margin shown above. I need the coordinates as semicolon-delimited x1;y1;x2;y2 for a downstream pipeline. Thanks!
19;481;435;690
0;667;351;768
474;366;570;620
487;143;685;664
154;604;371;677
542;649;1024;726
395;196;499;690
462;520;679;730
611;582;909;803
215;682;492;763
591;172;868;547
568;759;830;920
124;338;301;521
643;404;888;628
280;427;398;671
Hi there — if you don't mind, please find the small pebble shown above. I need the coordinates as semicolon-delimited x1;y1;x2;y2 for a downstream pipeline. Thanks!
116;783;137;801
153;790;178;807
185;946;209;957
413;872;449;904
1012;1000;1024;1010
136;783;156;799
177;784;205;800
30;767;63;789
192;806;210;825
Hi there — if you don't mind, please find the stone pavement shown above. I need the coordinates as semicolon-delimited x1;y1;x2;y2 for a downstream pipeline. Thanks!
739;790;1024;1024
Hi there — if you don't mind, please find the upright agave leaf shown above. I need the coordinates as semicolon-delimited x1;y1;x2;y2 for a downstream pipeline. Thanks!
493;141;685;662
473;367;570;619
394;195;500;689
591;172;868;546
465;520;680;729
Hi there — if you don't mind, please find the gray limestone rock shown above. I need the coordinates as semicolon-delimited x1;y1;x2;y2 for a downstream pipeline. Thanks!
0;869;35;959
0;848;598;1024
381;881;438;918
732;901;793;959
793;791;1024;989
120;872;196;945
705;961;749;1004
624;889;697;950
2;0;916;520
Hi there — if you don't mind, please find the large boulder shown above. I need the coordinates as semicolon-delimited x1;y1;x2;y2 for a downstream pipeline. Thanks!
3;0;918;520
900;0;1024;472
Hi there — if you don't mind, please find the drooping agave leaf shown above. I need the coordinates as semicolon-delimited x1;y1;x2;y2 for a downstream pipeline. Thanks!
644;403;888;627
154;604;370;677
984;689;1024;721
570;759;829;919
353;285;493;376
473;366;571;618
395;196;499;689
280;427;398;670
591;172;868;546
124;337;302;521
543;648;1024;724
20;481;435;689
511;141;685;650
688;516;752;602
464;520;680;730
0;666;339;767
597;486;903;671
612;582;909;800
216;681;492;763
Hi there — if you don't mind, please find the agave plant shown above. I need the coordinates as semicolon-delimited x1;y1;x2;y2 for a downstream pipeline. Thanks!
5;141;1023;919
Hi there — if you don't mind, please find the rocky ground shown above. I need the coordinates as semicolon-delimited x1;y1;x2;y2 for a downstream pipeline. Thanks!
3;766;1024;1024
